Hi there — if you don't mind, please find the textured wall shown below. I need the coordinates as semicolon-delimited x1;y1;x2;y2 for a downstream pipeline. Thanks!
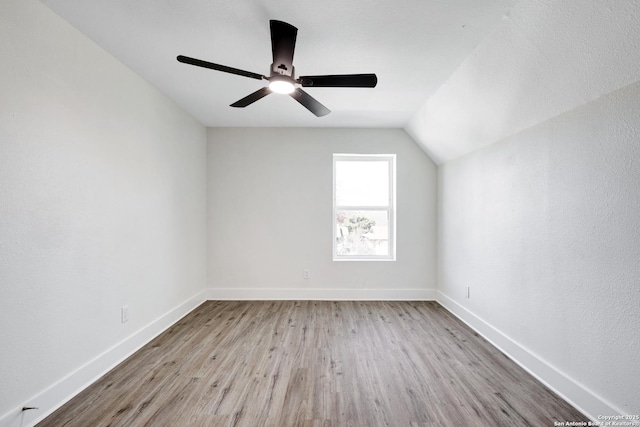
438;81;640;415
0;0;207;422
207;128;437;298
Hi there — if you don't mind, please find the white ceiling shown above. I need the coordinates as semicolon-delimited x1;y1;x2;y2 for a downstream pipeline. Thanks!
40;0;515;129
39;0;640;164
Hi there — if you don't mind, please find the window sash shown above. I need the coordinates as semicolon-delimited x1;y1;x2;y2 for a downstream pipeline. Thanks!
333;154;396;261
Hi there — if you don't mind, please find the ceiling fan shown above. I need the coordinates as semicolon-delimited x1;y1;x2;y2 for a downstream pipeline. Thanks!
177;20;378;117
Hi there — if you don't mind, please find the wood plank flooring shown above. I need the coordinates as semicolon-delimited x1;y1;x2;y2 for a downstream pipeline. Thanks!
38;301;587;426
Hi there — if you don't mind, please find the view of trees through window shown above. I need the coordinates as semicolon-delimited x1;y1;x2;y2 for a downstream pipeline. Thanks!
336;210;389;256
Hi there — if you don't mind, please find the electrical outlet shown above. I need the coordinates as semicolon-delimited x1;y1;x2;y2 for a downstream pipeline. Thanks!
121;305;130;323
303;269;311;280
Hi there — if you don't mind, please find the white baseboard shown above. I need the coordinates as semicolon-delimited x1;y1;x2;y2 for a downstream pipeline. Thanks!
435;290;622;422
207;287;437;301
0;290;207;427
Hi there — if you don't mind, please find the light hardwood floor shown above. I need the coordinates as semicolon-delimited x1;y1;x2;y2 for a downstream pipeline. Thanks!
39;301;587;426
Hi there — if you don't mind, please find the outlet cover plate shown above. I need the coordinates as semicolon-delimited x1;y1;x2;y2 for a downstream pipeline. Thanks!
121;305;130;323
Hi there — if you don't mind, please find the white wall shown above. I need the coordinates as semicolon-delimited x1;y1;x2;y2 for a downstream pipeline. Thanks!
207;128;437;300
0;0;207;425
437;81;640;418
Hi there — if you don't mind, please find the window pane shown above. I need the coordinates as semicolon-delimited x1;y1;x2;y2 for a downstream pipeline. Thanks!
336;210;389;256
335;160;389;206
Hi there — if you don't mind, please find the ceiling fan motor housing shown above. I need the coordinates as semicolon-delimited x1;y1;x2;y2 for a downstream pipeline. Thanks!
271;64;295;80
273;62;294;77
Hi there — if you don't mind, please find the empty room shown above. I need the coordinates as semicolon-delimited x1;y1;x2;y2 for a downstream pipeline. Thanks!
1;0;638;426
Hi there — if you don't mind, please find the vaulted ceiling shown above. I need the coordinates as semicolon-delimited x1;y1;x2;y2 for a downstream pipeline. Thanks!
405;0;640;163
41;0;640;164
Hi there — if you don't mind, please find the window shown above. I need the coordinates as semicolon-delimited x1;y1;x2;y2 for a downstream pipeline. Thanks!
333;154;396;261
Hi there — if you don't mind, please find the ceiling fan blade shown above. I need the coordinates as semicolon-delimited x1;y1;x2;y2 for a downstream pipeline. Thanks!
177;55;266;80
270;20;297;77
299;74;378;88
230;87;272;108
289;89;330;117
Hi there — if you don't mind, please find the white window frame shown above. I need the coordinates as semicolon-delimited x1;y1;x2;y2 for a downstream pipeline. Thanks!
333;153;396;261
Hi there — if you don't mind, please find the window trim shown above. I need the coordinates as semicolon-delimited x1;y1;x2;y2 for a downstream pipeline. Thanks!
333;153;396;261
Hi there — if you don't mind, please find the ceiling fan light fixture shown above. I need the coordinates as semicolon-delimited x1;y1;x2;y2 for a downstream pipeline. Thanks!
269;78;295;94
